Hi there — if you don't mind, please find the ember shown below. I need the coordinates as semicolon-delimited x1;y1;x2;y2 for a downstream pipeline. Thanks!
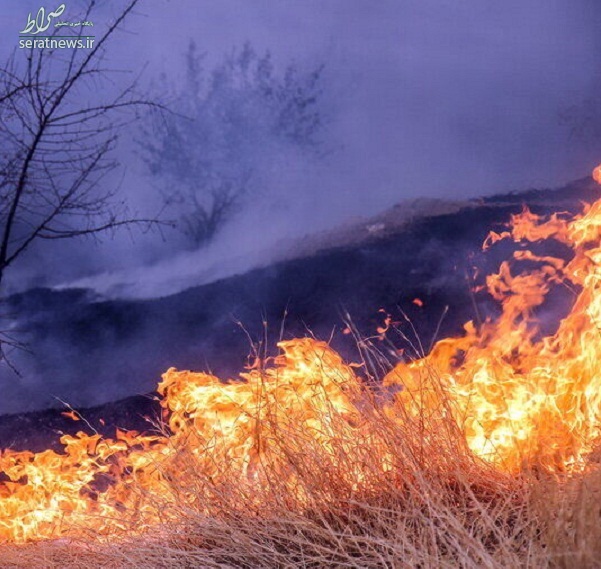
0;165;600;545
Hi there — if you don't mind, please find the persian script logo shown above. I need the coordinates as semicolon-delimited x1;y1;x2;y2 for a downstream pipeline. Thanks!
20;3;66;35
19;3;95;49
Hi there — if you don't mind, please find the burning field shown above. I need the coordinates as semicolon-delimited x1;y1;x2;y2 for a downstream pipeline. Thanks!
2;169;601;567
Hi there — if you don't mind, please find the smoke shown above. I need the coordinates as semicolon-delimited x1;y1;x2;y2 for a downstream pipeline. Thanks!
1;0;601;297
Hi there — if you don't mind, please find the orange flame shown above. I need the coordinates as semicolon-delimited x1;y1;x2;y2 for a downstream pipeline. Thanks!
385;165;601;472
0;166;600;543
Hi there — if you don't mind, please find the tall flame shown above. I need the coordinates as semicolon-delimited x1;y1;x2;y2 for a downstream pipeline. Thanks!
0;166;600;543
385;197;601;472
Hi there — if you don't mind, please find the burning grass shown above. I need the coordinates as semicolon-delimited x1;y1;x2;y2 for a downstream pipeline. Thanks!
2;168;601;566
2;390;601;568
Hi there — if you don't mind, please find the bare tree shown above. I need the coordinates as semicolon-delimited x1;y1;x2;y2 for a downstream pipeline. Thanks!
0;0;158;290
141;42;325;247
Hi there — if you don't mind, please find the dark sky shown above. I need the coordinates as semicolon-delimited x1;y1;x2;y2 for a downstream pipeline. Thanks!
2;0;601;297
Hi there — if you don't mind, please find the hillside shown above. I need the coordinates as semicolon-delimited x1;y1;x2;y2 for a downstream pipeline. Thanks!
0;176;599;450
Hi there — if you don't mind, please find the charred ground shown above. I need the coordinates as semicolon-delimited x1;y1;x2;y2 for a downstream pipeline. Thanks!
0;177;599;451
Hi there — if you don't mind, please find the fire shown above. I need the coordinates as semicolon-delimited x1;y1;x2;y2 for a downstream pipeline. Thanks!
0;167;600;544
385;197;601;471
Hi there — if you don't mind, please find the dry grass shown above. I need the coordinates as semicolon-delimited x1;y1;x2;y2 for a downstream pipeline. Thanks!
2;350;601;568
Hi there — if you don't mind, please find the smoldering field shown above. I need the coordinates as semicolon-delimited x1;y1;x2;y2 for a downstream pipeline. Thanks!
0;179;597;418
3;4;601;566
0;0;600;415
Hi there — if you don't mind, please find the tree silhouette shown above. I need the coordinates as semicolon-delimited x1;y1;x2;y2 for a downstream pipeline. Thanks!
141;42;325;247
0;0;158;290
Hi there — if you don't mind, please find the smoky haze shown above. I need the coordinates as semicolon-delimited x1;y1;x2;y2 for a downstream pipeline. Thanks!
1;0;600;298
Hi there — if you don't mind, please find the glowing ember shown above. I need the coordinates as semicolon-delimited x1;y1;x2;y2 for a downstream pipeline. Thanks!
0;166;600;543
594;164;601;185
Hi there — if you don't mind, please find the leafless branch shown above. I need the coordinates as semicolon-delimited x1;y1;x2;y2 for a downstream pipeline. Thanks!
0;0;164;358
